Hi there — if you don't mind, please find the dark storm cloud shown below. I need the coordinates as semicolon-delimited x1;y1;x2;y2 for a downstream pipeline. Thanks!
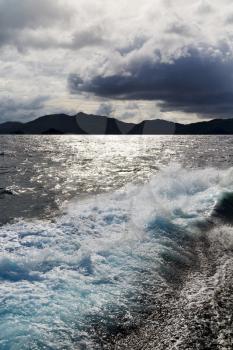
69;47;233;118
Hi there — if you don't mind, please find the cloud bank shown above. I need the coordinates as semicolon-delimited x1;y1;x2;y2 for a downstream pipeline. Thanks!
69;45;233;118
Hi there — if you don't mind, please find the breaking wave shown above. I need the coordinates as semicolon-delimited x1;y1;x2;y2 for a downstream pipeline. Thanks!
1;164;233;349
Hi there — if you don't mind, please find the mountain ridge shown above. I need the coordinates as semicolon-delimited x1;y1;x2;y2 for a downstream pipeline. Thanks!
1;112;233;134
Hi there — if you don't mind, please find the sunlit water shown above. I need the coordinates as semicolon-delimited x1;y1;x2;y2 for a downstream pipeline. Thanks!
0;136;233;349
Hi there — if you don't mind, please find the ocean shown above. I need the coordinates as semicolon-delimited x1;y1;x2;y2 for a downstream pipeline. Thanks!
0;135;233;349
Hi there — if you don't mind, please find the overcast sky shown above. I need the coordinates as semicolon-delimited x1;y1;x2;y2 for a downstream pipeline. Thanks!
1;0;233;124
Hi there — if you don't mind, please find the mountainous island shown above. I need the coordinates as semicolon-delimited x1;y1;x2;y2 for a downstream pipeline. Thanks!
1;112;233;134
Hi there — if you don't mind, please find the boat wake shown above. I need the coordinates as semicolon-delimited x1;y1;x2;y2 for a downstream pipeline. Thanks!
0;164;233;349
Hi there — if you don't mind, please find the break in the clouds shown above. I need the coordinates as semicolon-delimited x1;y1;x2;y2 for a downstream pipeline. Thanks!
2;0;233;123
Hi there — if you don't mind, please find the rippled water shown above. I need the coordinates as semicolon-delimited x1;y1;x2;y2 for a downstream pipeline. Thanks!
0;136;233;349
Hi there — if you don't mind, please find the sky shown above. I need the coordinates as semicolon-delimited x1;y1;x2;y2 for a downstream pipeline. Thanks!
1;0;233;124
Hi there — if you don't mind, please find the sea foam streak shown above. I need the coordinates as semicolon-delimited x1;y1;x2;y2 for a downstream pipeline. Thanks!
0;164;233;349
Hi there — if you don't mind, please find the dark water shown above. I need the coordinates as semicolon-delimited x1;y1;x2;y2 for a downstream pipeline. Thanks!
0;136;233;349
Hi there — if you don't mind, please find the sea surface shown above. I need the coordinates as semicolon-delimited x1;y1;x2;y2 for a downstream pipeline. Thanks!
0;136;233;349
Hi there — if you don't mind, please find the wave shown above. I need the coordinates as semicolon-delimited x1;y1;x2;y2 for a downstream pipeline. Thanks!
0;164;233;348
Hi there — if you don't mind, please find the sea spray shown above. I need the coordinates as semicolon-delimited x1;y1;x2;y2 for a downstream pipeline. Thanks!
1;164;233;348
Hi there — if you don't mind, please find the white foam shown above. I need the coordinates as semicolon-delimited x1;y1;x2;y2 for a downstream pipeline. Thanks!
1;164;233;348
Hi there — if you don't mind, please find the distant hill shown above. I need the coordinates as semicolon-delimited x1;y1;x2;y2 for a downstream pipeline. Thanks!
1;112;233;134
